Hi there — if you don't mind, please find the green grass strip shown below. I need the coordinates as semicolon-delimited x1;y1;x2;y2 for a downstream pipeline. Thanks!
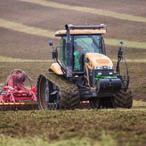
0;134;117;146
0;55;146;63
0;56;51;62
20;0;146;23
105;38;146;49
0;18;146;49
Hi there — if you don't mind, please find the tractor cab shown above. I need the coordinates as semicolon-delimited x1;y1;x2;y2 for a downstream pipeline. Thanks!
50;24;107;77
59;34;106;71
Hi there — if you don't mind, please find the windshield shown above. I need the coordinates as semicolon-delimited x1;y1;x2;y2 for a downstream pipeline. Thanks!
73;35;104;54
73;35;104;71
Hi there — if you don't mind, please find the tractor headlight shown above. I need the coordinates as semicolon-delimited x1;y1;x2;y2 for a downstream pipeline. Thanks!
96;66;102;70
95;68;114;77
97;72;102;75
96;66;113;70
105;66;113;70
109;72;113;75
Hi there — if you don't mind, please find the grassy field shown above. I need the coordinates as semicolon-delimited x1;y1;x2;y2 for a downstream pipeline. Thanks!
0;0;146;146
0;61;145;146
0;108;146;146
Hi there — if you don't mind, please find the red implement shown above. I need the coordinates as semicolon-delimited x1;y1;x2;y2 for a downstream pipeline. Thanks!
0;69;37;109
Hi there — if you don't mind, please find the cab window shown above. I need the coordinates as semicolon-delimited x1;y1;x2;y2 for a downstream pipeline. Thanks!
58;36;67;66
73;35;104;71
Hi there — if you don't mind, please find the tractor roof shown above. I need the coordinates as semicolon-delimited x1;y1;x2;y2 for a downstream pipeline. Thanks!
55;24;106;37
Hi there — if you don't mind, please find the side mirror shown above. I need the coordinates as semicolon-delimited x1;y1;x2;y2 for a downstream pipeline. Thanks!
52;50;57;59
48;40;53;46
117;47;123;60
117;42;124;60
116;42;124;73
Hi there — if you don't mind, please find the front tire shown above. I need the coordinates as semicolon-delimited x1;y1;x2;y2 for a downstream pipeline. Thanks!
113;89;133;108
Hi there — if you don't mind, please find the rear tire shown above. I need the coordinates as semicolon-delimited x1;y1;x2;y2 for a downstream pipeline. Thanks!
37;75;60;110
37;75;80;110
113;89;133;108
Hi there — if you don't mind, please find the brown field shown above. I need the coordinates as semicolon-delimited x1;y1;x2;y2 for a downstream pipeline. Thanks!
0;0;146;59
0;0;146;146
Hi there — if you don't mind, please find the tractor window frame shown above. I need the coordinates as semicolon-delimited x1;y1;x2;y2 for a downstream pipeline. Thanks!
58;36;67;67
58;36;74;68
101;36;106;55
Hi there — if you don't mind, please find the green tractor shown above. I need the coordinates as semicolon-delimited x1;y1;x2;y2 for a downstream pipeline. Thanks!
37;24;132;109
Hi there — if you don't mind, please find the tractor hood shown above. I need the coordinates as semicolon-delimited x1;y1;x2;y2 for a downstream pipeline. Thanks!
85;53;113;69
